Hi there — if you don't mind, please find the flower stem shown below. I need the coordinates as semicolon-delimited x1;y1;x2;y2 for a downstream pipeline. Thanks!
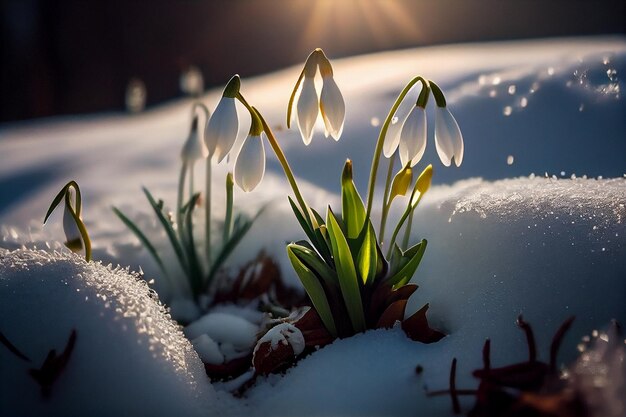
223;173;234;244
387;193;423;258
236;92;312;226
188;162;195;201
402;206;414;250
177;162;188;243
378;153;396;247
205;158;212;268
365;77;429;222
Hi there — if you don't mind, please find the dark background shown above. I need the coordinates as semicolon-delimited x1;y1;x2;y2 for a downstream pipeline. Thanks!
1;0;624;122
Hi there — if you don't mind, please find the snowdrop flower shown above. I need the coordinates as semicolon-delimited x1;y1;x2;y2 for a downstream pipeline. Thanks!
205;75;240;163
181;115;208;164
289;48;345;144
434;106;464;167
63;189;83;253
319;59;345;141
398;105;427;167
296;73;318;145
382;82;422;158
234;134;266;192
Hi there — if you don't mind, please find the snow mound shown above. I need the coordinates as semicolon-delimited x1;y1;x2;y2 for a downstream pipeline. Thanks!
0;249;239;417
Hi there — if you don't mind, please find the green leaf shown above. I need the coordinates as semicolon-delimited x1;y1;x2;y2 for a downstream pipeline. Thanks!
341;160;366;239
387;243;404;278
289;197;333;265
182;193;204;295
205;208;265;290
326;208;366;333
387;239;427;287
143;187;189;275
310;208;326;228
287;245;337;337
113;207;168;277
289;243;338;288
288;196;317;245
356;222;378;285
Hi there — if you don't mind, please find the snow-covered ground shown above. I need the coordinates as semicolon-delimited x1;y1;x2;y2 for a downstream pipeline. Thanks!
1;37;625;416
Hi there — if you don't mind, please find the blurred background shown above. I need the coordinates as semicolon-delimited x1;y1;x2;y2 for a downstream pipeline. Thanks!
1;0;624;122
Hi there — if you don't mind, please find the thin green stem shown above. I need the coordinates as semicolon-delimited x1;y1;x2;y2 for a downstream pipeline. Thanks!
387;193;423;258
188;163;195;200
205;158;212;268
177;162;188;243
402;206;414;250
365;77;429;221
223;173;234;243
378;153;396;246
236;92;312;226
428;80;447;107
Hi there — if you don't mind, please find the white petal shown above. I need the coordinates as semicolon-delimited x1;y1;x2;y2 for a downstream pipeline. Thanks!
382;83;421;158
205;97;239;163
181;119;208;163
398;107;427;167
296;77;319;145
320;75;345;141
63;190;82;250
435;107;464;167
234;134;265;192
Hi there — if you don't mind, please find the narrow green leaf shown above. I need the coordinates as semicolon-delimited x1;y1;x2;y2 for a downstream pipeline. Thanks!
205;207;265;290
113;207;168;276
288;196;316;243
388;243;404;278
289;243;338;288
326;208;366;333
341;160;366;239
44;183;71;224
287;246;337;337
356;222;378;285
142;187;189;275
310;208;326;228
387;239;427;287
183;193;204;294
289;197;333;265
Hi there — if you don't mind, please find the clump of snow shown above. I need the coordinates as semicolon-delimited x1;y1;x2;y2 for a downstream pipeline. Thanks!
0;249;240;417
253;323;305;358
192;334;224;365
184;312;259;364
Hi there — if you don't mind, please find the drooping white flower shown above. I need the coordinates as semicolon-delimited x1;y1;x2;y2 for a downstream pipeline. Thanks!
290;48;345;145
234;134;265;192
320;74;345;141
296;76;319;145
434;106;464;167
63;189;83;253
382;82;421;158
181;116;208;164
398;106;427;167
205;96;239;163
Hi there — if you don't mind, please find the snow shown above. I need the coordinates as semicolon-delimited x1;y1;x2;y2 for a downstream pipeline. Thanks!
244;175;626;416
0;249;238;417
184;312;259;363
1;36;625;416
253;323;305;357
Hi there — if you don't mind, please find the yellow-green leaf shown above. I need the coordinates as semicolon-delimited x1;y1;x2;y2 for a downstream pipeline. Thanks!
326;208;366;333
287;246;337;337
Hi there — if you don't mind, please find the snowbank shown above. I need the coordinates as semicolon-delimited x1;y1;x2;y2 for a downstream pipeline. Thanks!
0;249;241;417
